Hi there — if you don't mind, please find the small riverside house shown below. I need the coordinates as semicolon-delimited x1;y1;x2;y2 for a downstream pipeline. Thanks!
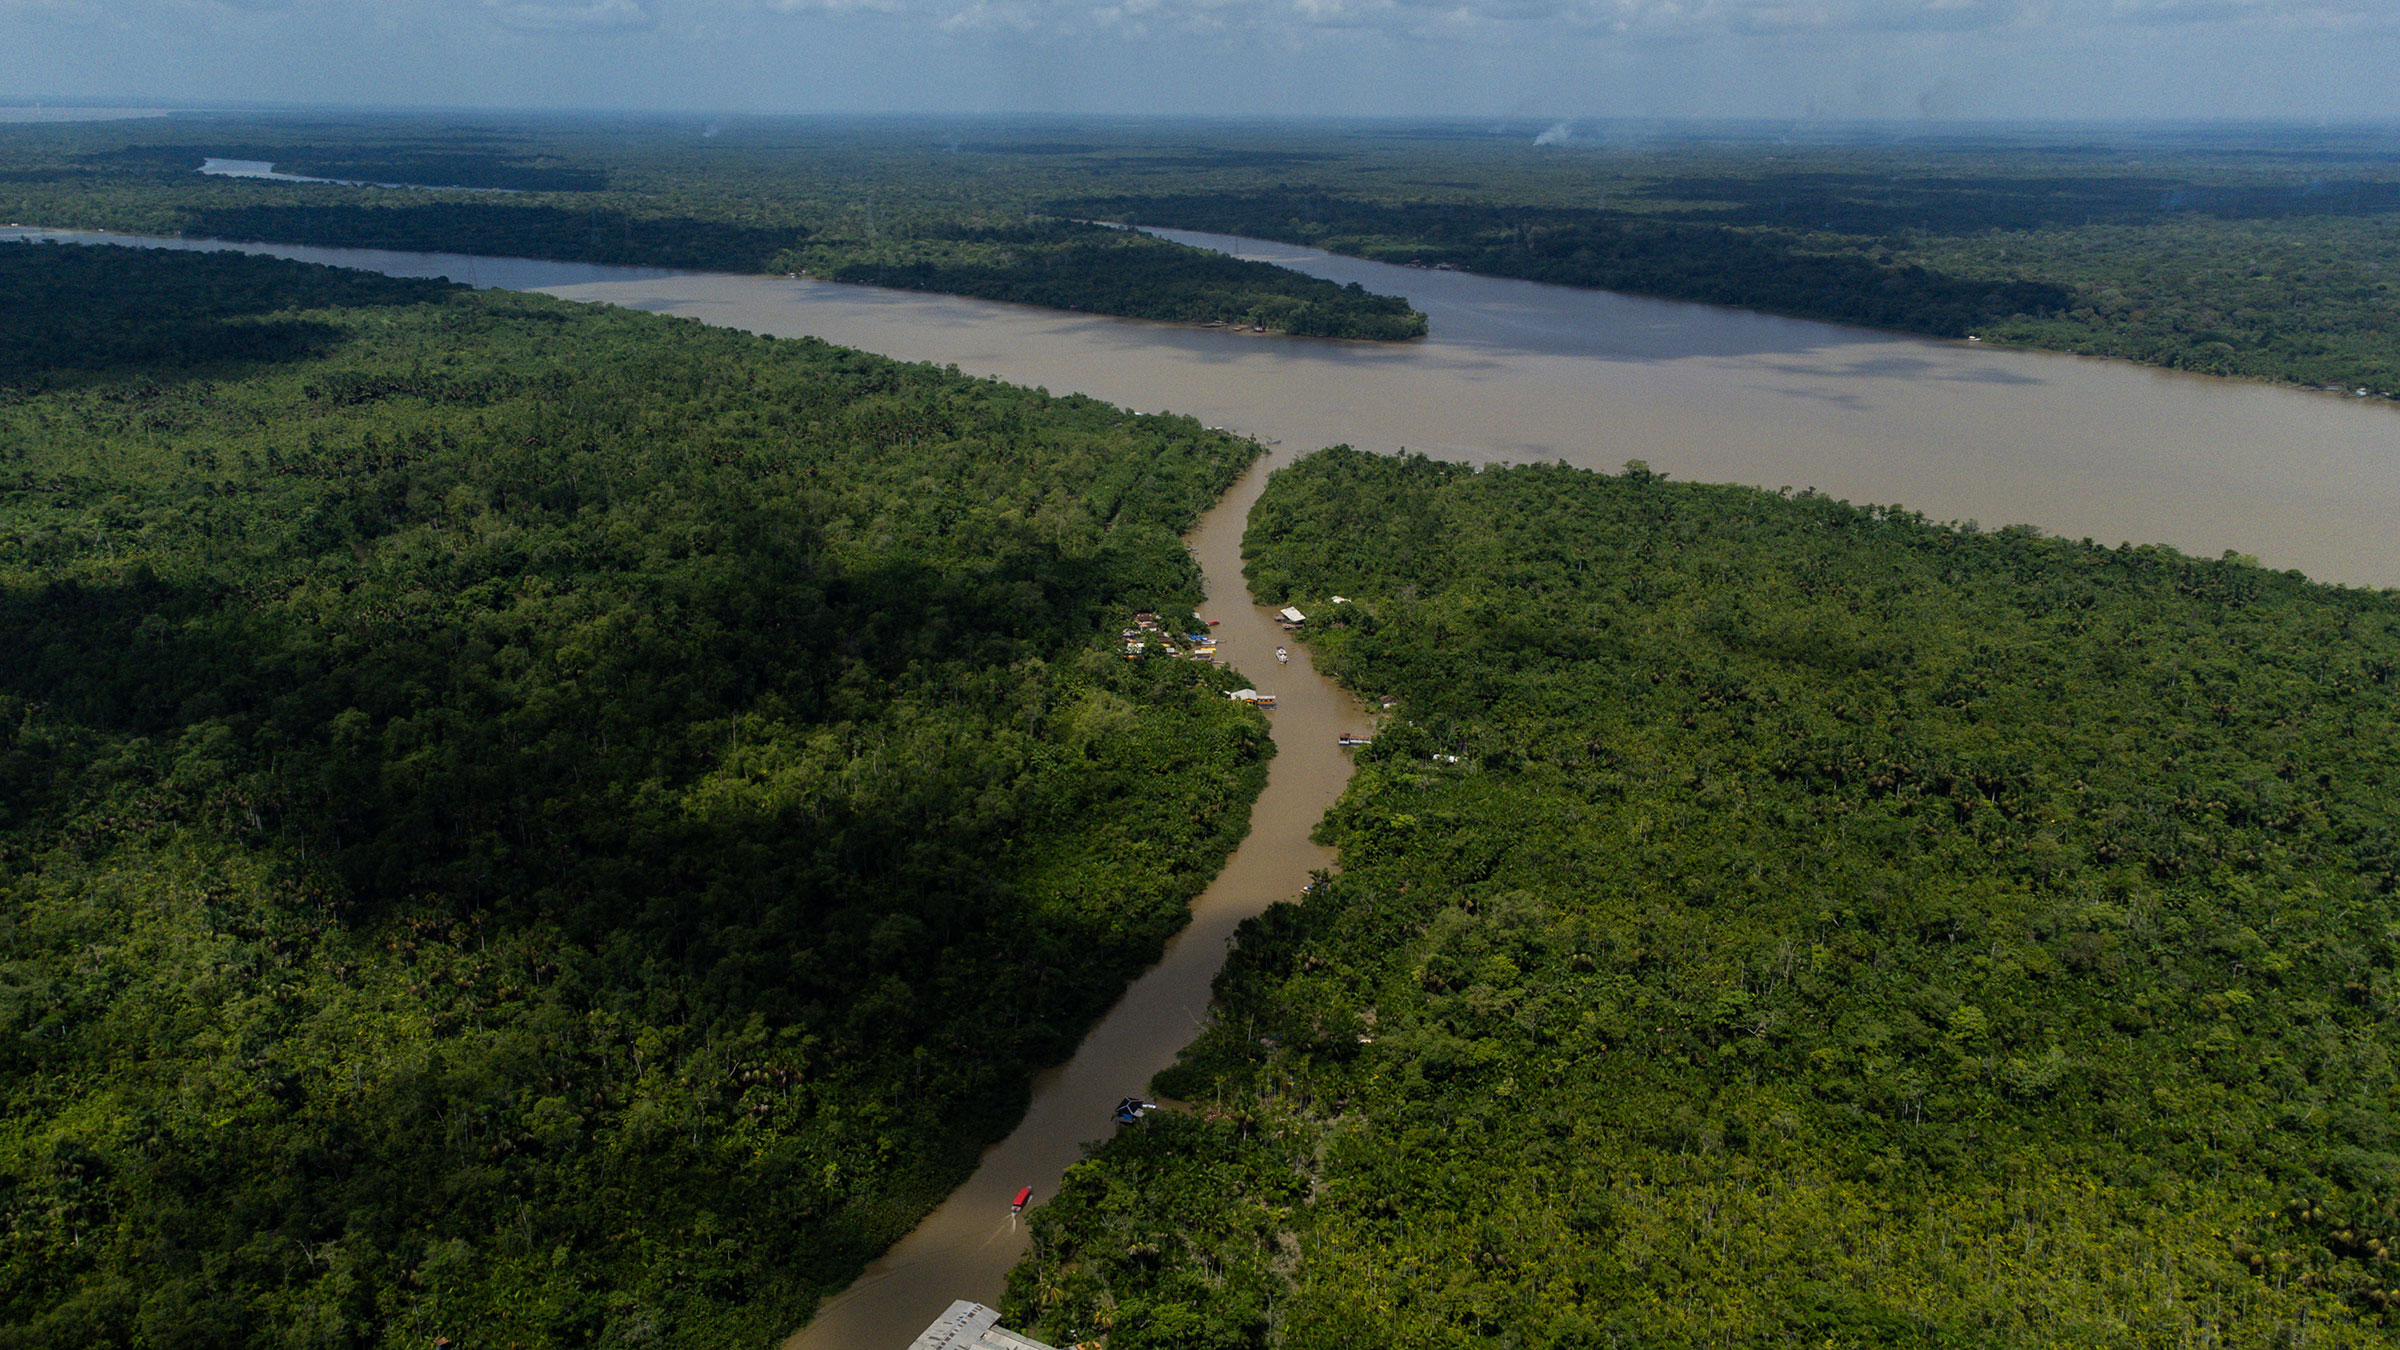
909;1301;1060;1350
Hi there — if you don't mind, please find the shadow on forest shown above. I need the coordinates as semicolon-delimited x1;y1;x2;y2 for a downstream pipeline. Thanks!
0;527;1176;1147
0;540;1158;1340
183;202;804;274
0;534;1130;931
0;235;1271;1346
0;239;449;385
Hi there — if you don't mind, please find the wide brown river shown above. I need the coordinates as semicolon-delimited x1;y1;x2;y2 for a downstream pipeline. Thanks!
547;227;2400;591
10;221;2398;1346
11;224;2393;585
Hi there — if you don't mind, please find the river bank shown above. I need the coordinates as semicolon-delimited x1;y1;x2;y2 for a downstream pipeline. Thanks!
9;222;2393;588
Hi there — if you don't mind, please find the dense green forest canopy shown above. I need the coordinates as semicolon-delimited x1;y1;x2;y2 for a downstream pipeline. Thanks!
1009;448;2400;1348
0;240;1274;1347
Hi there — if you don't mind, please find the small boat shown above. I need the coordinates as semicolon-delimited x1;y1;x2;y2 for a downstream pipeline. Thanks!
1113;1096;1157;1126
1011;1185;1034;1215
1275;647;1289;664
1338;733;1373;747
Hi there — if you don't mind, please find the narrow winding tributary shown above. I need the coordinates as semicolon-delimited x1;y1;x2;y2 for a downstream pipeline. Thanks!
784;455;1362;1349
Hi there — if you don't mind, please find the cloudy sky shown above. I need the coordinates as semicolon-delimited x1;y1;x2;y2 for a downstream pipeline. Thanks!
4;0;2395;121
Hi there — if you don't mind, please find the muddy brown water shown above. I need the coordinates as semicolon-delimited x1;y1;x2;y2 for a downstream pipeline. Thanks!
540;230;2400;592
10;221;2398;1347
10;225;2393;587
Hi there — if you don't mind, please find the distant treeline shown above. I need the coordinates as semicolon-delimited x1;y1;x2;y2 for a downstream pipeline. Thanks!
10;114;2398;383
84;143;610;192
1644;170;2400;234
1060;190;2073;337
0;135;1431;340
183;200;810;270
277;153;609;193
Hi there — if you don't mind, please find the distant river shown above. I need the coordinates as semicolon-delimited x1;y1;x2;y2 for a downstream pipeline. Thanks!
197;158;514;192
199;158;352;186
7;222;2391;586
0;106;169;123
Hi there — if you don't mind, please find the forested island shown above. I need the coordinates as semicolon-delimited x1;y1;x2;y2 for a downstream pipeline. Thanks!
1008;449;2400;1348
775;219;1423;340
0;240;1274;1345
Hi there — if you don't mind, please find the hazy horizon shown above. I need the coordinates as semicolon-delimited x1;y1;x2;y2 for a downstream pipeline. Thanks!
5;3;2395;126
10;102;2400;133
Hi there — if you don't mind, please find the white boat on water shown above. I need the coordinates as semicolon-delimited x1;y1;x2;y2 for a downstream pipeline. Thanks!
1275;646;1289;664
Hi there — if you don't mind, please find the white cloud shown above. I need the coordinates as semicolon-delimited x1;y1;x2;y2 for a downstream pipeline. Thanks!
763;0;909;16
483;0;654;31
937;0;1041;30
4;0;2394;117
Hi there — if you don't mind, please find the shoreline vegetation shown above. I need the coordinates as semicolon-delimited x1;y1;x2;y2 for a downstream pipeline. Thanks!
766;218;1425;340
0;130;1431;342
0;240;1276;1346
1029;125;2400;399
1061;176;2399;398
1007;448;2400;1349
13;116;2400;390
